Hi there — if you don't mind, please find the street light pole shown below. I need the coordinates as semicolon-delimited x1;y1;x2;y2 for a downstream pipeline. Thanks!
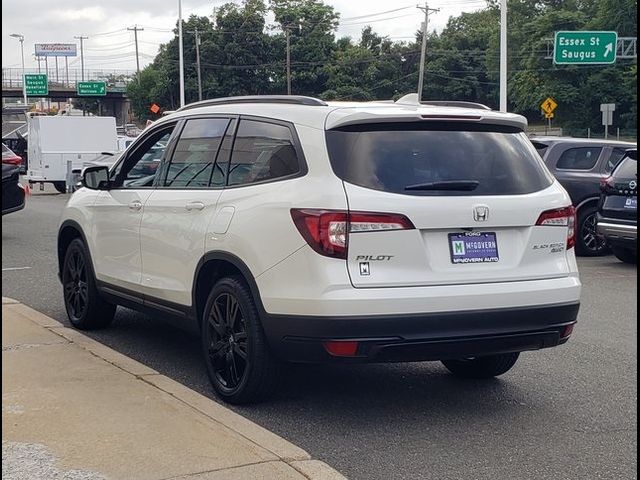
178;0;185;107
10;33;27;106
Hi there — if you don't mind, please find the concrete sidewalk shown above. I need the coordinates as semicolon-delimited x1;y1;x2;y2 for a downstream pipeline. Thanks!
2;298;346;480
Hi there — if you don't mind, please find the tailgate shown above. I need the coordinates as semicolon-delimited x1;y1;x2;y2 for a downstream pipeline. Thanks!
325;121;574;288
344;183;572;287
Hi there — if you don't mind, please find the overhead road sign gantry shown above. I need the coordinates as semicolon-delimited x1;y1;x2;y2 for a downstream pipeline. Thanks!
554;31;618;64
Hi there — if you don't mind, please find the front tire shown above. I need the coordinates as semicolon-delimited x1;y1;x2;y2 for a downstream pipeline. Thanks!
62;238;115;329
576;206;608;256
201;276;280;404
442;352;520;379
611;245;637;264
53;181;67;194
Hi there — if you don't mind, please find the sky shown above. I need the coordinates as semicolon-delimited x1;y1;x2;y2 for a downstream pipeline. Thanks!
2;0;488;73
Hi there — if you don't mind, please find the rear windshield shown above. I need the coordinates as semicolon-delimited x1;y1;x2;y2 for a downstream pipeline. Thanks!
326;122;554;196
613;156;637;179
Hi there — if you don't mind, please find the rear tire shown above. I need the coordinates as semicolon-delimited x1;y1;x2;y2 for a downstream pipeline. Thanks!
53;181;67;194
201;276;280;404
576;205;608;256
62;238;115;329
611;246;637;264
442;352;520;379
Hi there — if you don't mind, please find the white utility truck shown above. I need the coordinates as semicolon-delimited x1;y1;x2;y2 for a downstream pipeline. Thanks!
26;116;117;193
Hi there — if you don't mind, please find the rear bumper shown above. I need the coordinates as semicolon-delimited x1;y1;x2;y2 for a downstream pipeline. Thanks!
597;216;637;246
2;184;25;215
263;302;580;363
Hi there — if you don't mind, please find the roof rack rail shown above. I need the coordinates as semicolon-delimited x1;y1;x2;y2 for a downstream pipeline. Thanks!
177;95;328;112
394;93;492;110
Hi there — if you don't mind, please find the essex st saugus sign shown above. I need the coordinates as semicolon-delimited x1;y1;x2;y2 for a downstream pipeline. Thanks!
554;31;617;65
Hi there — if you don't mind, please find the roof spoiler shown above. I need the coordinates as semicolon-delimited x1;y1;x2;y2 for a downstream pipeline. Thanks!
395;93;492;110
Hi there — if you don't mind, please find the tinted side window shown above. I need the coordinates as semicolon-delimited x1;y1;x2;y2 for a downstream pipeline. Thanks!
605;147;629;174
228;120;300;186
164;118;230;188
556;147;601;170
111;126;175;188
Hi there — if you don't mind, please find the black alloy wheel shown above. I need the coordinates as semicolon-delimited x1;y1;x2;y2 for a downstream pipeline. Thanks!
207;292;249;391
577;207;608;256
62;238;115;329
63;247;89;322
202;276;280;404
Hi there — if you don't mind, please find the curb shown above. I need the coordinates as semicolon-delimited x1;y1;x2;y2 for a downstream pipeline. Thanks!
2;298;347;480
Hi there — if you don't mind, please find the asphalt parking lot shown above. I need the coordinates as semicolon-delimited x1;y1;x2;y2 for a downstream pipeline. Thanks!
2;190;637;480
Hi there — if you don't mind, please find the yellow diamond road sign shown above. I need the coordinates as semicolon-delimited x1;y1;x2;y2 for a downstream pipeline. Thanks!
541;97;558;114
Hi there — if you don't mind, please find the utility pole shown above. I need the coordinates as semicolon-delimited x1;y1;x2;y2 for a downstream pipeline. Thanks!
191;27;203;101
285;27;292;95
74;36;88;81
499;0;507;111
416;3;439;101
127;25;144;80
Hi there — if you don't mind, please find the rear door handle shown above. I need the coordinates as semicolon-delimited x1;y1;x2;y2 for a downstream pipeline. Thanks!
128;200;142;211
185;201;205;211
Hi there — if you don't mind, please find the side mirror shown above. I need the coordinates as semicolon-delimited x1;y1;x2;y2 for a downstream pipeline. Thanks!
82;166;111;190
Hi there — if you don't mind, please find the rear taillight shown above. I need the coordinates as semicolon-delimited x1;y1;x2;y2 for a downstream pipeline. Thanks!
3;157;22;166
291;209;415;259
536;206;576;249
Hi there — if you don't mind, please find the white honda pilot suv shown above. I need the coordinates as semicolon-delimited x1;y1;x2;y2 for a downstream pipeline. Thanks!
58;95;581;404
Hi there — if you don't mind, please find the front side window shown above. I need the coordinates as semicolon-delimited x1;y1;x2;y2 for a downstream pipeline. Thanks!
111;126;175;188
556;147;602;170
228;120;301;186
163;118;230;188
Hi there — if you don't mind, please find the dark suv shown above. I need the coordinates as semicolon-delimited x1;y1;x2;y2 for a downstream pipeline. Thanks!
531;137;636;256
597;149;637;264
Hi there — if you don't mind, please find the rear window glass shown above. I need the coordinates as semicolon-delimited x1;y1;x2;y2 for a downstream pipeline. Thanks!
325;122;554;196
605;147;630;174
613;156;637;179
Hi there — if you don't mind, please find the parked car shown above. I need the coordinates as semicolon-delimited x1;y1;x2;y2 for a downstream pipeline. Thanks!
530;136;636;256
2;143;23;169
2;164;26;215
58;95;581;404
597;149;637;264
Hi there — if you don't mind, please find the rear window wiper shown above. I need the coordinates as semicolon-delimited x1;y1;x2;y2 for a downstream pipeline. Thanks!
405;180;480;191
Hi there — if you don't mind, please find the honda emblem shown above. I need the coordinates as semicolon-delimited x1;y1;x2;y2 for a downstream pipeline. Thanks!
473;205;489;222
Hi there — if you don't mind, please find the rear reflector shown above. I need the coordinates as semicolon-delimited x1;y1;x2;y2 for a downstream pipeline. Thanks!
536;206;576;249
323;341;359;357
561;324;575;338
291;209;414;259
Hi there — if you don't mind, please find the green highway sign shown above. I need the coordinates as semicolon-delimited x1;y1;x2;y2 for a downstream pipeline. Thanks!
554;31;617;65
77;81;107;96
24;74;48;96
